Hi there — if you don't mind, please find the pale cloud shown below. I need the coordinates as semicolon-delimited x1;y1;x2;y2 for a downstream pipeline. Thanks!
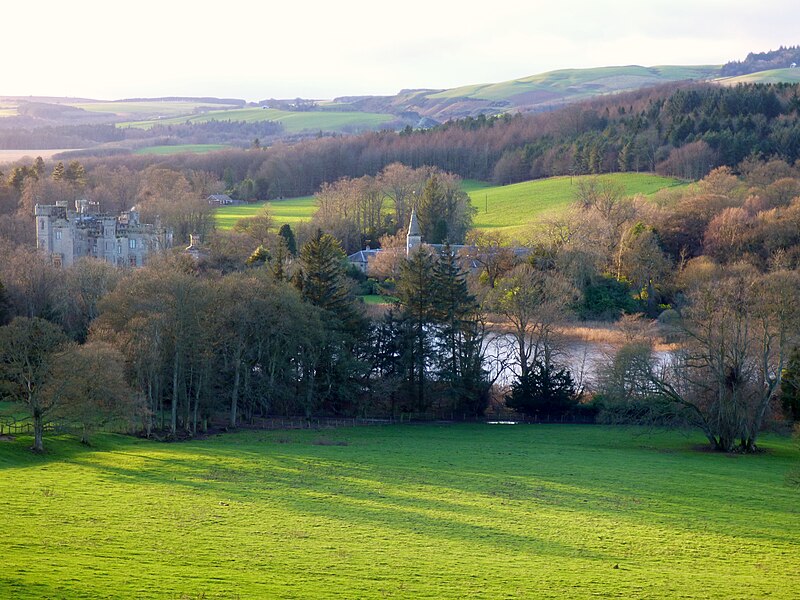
3;0;797;100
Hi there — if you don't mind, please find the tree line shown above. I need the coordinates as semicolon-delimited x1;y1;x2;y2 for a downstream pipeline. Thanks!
2;147;800;453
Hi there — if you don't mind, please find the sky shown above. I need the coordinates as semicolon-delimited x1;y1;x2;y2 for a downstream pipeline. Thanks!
5;0;798;101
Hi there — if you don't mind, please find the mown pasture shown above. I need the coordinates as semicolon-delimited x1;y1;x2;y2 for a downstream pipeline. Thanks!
467;173;684;237
215;195;316;230
718;67;800;85
0;425;797;599
215;173;685;236
120;107;396;134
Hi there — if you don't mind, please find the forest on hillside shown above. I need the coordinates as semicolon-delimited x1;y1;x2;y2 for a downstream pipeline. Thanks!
2;82;791;202
720;45;800;76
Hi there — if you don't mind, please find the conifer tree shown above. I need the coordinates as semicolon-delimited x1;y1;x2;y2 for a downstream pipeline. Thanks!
33;156;45;177
296;230;366;413
432;245;489;416
279;223;297;256
51;161;65;182
396;246;437;412
297;230;354;321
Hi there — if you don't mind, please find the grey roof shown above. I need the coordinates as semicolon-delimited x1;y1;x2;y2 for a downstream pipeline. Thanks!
347;249;381;263
407;209;421;237
208;194;241;205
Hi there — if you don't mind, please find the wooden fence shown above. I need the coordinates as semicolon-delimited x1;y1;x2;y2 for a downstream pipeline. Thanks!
0;421;68;436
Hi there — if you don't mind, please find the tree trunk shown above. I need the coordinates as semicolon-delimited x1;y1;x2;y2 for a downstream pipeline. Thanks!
32;409;44;453
171;351;180;436
230;363;240;429
192;376;202;435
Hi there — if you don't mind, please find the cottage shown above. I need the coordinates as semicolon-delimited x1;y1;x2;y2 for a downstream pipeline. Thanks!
347;208;500;274
207;194;243;206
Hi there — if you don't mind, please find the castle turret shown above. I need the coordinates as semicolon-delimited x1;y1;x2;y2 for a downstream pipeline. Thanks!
407;208;421;255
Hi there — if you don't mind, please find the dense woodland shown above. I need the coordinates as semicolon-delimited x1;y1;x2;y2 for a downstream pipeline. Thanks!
2;82;800;454
720;45;800;76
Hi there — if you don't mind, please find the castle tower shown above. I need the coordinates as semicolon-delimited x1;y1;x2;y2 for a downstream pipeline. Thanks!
406;208;421;256
34;204;54;253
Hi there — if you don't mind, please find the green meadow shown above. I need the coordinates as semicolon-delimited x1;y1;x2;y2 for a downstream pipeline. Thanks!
134;144;232;155
0;425;797;599
718;67;800;85
120;108;395;134
215;196;316;230
215;173;684;235
468;173;685;236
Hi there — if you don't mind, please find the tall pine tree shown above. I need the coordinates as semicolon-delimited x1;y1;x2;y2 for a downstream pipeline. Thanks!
296;230;366;414
396;246;437;412
432;244;489;417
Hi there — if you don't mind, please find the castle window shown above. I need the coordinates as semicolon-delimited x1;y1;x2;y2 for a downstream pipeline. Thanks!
129;238;136;249
117;244;122;255
55;230;62;240
129;256;137;267
40;219;45;230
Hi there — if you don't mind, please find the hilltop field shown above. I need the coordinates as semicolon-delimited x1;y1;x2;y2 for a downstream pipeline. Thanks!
215;173;685;236
0;425;797;599
118;107;396;135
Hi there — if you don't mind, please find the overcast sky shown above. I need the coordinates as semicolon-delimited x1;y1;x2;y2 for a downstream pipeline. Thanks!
6;0;797;101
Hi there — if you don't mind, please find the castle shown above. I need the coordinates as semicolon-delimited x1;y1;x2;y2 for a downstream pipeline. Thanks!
35;200;173;268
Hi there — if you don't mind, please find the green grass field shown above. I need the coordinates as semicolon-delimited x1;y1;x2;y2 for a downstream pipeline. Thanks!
134;144;232;155
718;67;800;85
215;196;317;230
215;174;684;236
0;425;797;598
120;108;395;134
360;294;398;305
468;173;685;236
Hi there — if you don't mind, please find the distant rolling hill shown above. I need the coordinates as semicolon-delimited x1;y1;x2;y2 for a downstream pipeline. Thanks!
336;65;722;121
4;52;800;159
119;107;396;134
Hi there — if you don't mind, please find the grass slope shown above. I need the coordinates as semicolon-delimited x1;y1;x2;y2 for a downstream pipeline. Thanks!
718;67;800;85
120;108;395;134
214;174;684;235
428;65;720;103
0;425;797;599
215;196;317;230
470;173;684;234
